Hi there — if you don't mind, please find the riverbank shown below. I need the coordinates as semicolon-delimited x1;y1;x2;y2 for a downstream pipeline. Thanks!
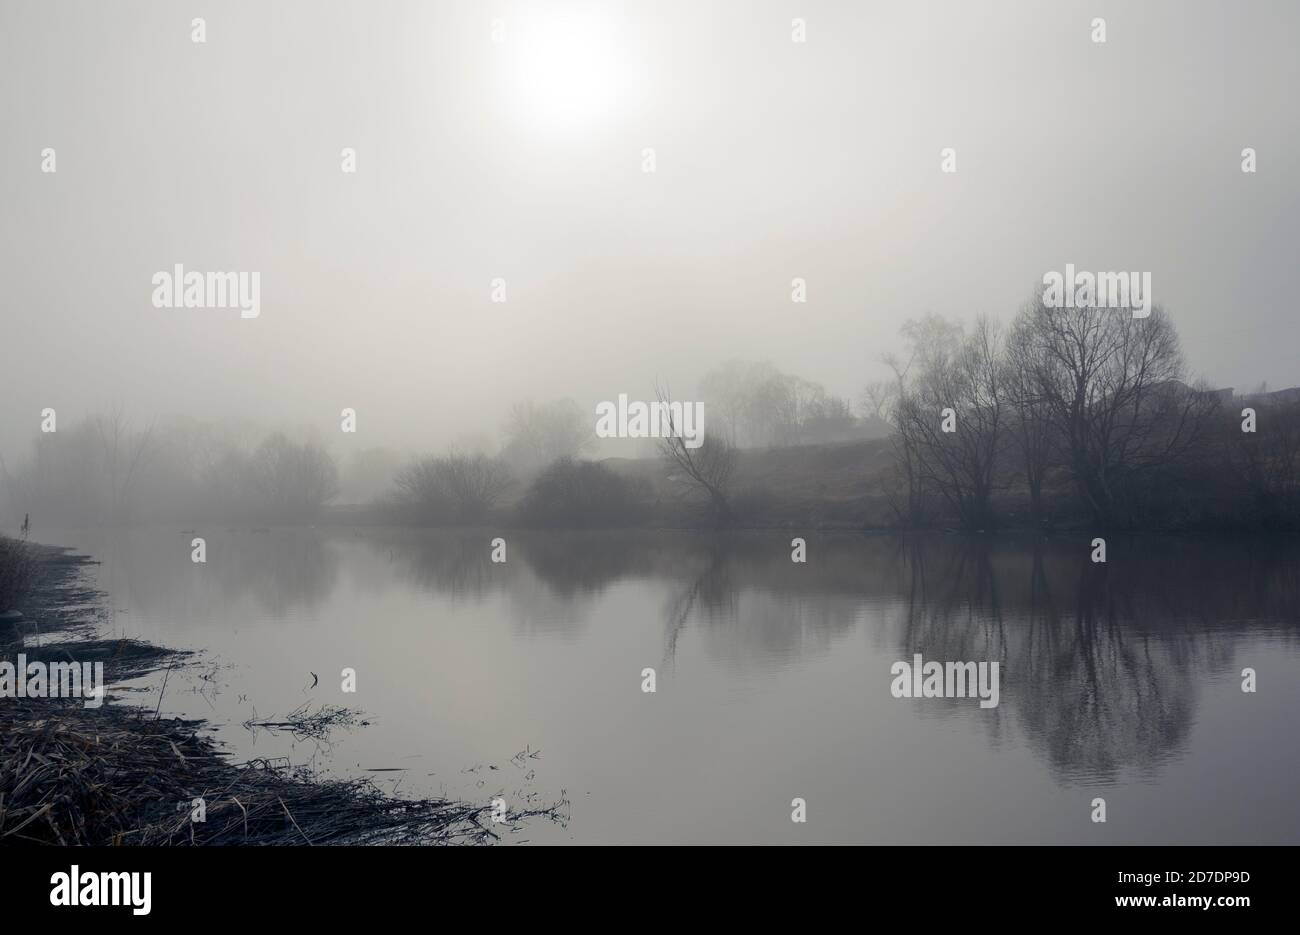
329;436;1287;533
0;543;562;845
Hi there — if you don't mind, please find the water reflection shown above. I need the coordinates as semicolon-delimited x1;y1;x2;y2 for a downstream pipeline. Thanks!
55;526;1300;792
62;527;340;623
363;529;1300;780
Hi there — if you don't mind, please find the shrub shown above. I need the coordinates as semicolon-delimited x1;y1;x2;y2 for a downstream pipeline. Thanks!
517;458;651;528
393;453;513;524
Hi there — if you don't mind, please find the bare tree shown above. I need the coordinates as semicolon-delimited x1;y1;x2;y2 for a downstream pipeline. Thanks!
394;451;512;524
501;399;593;474
90;406;156;523
700;360;848;447
1229;396;1300;527
860;379;896;423
877;352;925;524
1004;312;1055;524
654;381;737;524
897;316;1006;529
698;360;754;445
881;315;964;526
248;434;340;521
1013;298;1213;527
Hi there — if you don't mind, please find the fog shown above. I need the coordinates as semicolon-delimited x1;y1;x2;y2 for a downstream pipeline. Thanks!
5;2;1300;854
2;0;1297;470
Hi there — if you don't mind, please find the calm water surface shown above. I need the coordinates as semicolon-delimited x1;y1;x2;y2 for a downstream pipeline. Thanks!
36;527;1300;844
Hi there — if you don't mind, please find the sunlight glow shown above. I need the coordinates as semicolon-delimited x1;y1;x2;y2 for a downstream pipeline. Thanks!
508;10;623;136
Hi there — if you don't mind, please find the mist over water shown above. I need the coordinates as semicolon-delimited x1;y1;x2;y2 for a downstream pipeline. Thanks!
2;0;1299;853
44;526;1300;844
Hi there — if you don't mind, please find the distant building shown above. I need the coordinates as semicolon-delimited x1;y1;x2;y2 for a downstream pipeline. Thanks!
1235;385;1300;405
1265;387;1300;405
1196;386;1234;403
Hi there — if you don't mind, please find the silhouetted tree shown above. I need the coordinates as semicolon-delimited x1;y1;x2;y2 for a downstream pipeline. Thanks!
1012;298;1213;527
655;382;737;524
896;316;1006;528
248;434;340;521
393;452;512;524
517;458;650;527
1004;311;1055;524
501;399;593;475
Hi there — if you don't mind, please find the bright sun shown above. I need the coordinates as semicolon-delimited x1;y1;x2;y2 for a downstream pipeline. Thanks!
508;11;623;136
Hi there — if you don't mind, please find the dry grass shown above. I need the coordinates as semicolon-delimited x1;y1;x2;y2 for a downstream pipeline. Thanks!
0;536;36;613
0;699;563;845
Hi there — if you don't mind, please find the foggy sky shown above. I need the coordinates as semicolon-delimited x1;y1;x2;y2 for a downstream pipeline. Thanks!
2;0;1297;458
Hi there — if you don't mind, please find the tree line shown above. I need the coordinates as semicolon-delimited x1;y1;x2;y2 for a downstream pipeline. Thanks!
1;412;338;526
863;296;1300;531
6;309;1296;533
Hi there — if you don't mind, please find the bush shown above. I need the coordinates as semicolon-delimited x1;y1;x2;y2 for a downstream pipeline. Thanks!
517;458;651;528
393;453;513;524
247;434;340;522
0;537;36;612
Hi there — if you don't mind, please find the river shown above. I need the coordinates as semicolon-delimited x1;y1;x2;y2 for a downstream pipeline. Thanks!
34;526;1300;844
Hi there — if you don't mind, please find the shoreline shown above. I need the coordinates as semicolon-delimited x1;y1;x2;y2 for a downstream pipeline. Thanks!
0;543;564;845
